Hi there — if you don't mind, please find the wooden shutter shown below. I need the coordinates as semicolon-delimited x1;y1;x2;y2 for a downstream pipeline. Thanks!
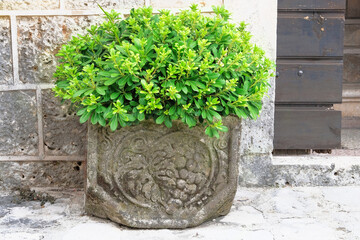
274;0;345;149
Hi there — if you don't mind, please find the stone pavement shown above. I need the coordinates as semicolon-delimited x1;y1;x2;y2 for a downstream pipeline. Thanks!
1;186;360;240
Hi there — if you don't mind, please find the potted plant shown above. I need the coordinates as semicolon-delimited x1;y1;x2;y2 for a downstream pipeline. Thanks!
53;5;273;229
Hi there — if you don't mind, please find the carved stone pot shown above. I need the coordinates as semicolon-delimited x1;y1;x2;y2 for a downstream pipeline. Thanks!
85;116;241;229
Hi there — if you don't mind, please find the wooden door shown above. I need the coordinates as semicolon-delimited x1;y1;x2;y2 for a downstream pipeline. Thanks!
274;0;345;149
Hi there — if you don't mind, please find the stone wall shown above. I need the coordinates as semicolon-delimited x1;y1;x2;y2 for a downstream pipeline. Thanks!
0;0;277;190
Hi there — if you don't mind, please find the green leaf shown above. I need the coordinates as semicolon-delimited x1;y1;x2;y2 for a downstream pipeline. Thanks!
87;105;97;111
95;106;106;113
201;110;207;119
208;72;220;80
110;92;120;100
110;72;121;78
194;100;201;108
125;93;133;100
205;126;213;137
110;115;118;131
156;115;165;124
127;113;136;121
77;107;87;116
234;108;248;118
98;71;111;77
96;86;107;95
189;82;199;91
248;104;259;119
209;109;221;120
56;80;69;88
98;116;106;126
182;86;188;94
134;38;142;49
164;117;172;128
213;129;220;139
84;89;94;96
118;76;128;87
218;125;228;132
211;46;219;58
243;80;250;92
79;111;92;123
213;78;225;88
169;106;176;115
185;114;196;127
188;40;197;49
137;112;145;121
73;88;90;98
91;113;99;124
104;77;118;86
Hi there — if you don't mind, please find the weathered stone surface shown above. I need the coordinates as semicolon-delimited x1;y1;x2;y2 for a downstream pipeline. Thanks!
3;187;360;240
0;91;38;155
272;157;360;187
238;153;273;187
344;24;360;47
239;154;360;187
42;90;87;156
86;117;241;228
150;0;222;8
344;54;360;83
0;161;84;190
240;95;275;155
226;0;277;156
0;17;12;85
18;16;104;84
65;0;144;10
0;0;59;10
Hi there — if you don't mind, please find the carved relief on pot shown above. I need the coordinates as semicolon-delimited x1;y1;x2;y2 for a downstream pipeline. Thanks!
86;118;240;229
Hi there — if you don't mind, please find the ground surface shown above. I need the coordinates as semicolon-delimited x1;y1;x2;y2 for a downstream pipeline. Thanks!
1;187;360;240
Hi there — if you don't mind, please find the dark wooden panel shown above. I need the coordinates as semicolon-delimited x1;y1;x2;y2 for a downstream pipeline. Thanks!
274;108;341;149
346;0;360;18
277;13;345;57
279;0;346;10
275;60;343;103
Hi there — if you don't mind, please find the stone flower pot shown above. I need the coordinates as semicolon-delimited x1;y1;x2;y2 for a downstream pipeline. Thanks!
85;116;241;229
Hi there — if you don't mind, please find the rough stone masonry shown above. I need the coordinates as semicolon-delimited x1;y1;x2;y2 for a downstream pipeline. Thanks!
0;0;277;190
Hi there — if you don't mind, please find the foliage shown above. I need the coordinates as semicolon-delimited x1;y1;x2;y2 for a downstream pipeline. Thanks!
53;5;274;138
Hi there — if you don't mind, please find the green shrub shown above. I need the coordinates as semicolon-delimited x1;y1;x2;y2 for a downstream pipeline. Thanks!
53;5;274;138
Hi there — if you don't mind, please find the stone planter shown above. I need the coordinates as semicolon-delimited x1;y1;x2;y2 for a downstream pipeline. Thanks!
85;116;241;229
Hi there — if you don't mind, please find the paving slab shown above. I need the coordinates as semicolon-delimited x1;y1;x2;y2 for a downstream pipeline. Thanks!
1;187;360;240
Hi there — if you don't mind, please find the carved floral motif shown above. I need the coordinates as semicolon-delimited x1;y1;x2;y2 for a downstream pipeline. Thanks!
86;118;240;228
110;131;215;215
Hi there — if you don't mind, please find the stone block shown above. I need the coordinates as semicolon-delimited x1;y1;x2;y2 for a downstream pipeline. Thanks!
150;0;222;8
0;161;84;190
86;117;241;228
0;17;12;85
0;90;38;155
65;0;144;10
42;89;87;156
272;162;360;187
225;0;277;156
344;24;360;47
334;102;360;118
239;155;360;187
0;0;59;10
238;153;273;187
344;54;360;83
240;94;275;155
18;16;104;84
